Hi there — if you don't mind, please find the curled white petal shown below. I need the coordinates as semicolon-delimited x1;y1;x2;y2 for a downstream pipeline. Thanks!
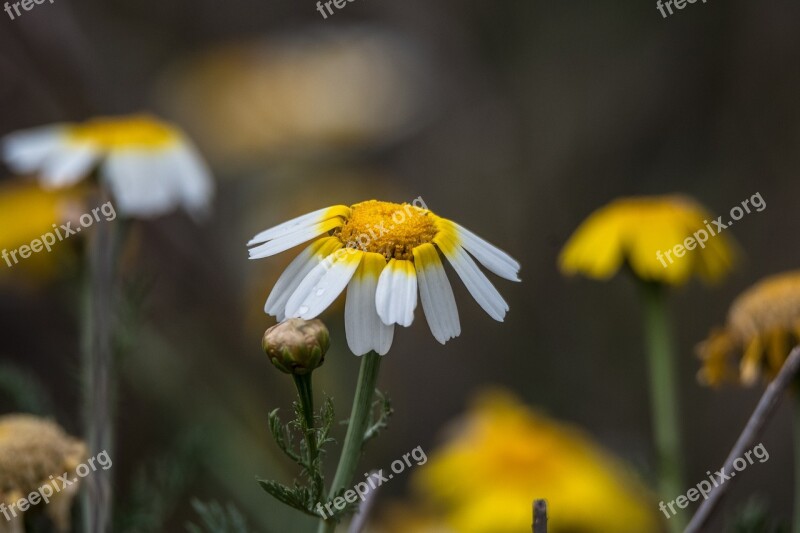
249;218;343;259
248;205;350;246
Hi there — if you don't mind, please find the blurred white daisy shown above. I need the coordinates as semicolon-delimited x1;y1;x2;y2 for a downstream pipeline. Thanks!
249;200;520;355
2;114;214;218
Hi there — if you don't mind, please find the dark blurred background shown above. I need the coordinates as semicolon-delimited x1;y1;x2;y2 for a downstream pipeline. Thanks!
1;0;799;531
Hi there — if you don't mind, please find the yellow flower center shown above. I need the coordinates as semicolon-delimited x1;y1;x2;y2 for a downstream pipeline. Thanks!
336;200;438;261
66;115;179;149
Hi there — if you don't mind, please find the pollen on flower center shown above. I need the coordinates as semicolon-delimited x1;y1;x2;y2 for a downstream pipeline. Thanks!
335;200;438;261
66;115;179;149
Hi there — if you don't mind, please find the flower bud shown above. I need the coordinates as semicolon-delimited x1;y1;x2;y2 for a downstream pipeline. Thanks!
262;318;329;375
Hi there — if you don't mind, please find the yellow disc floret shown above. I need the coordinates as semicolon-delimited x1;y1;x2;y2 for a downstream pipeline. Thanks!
336;200;438;261
66;114;179;149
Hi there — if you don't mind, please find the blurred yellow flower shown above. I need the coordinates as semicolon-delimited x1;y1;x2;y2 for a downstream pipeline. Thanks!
381;391;660;533
559;195;735;285
0;182;85;280
157;29;429;164
698;270;800;387
0;414;87;533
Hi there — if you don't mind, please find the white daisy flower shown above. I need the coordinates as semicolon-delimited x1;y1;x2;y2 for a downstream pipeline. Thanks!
249;200;520;356
1;114;214;219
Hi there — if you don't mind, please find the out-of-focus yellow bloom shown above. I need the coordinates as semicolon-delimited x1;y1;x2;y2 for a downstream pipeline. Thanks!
379;391;660;533
0;415;87;533
559;195;735;286
698;270;800;387
0;182;85;280
157;29;429;164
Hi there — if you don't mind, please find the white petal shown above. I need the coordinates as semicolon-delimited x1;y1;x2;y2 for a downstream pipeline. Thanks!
286;248;363;319
375;259;418;327
438;237;509;321
452;222;520;282
248;217;343;259
39;144;100;188
2;126;68;174
248;205;351;246
264;237;343;320
102;151;180;217
163;141;215;219
414;244;461;344
345;253;395;355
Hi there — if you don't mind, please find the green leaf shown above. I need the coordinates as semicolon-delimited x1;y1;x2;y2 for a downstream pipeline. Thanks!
363;389;393;444
268;408;301;464
257;479;320;518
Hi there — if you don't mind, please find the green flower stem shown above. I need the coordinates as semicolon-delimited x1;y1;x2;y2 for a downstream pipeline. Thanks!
81;190;120;533
641;282;685;533
292;373;318;463
318;351;382;533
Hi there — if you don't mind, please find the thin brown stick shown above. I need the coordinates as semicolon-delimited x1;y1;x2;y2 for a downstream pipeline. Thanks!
685;346;800;533
532;499;548;533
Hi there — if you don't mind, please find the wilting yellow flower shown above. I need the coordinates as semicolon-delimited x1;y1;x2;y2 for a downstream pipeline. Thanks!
393;391;660;533
559;195;735;285
699;270;800;387
2;114;213;218
0;415;87;533
0;182;85;279
248;200;520;355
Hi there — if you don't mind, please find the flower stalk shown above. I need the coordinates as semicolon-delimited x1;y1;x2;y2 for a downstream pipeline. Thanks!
293;373;319;464
81;189;119;533
318;351;382;533
640;281;685;533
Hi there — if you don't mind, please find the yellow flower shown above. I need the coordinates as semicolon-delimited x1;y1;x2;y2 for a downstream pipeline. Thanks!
248;200;520;355
2;114;213;218
698;270;800;387
559;195;735;285
388;391;660;533
0;182;85;280
158;30;427;162
0;415;87;533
